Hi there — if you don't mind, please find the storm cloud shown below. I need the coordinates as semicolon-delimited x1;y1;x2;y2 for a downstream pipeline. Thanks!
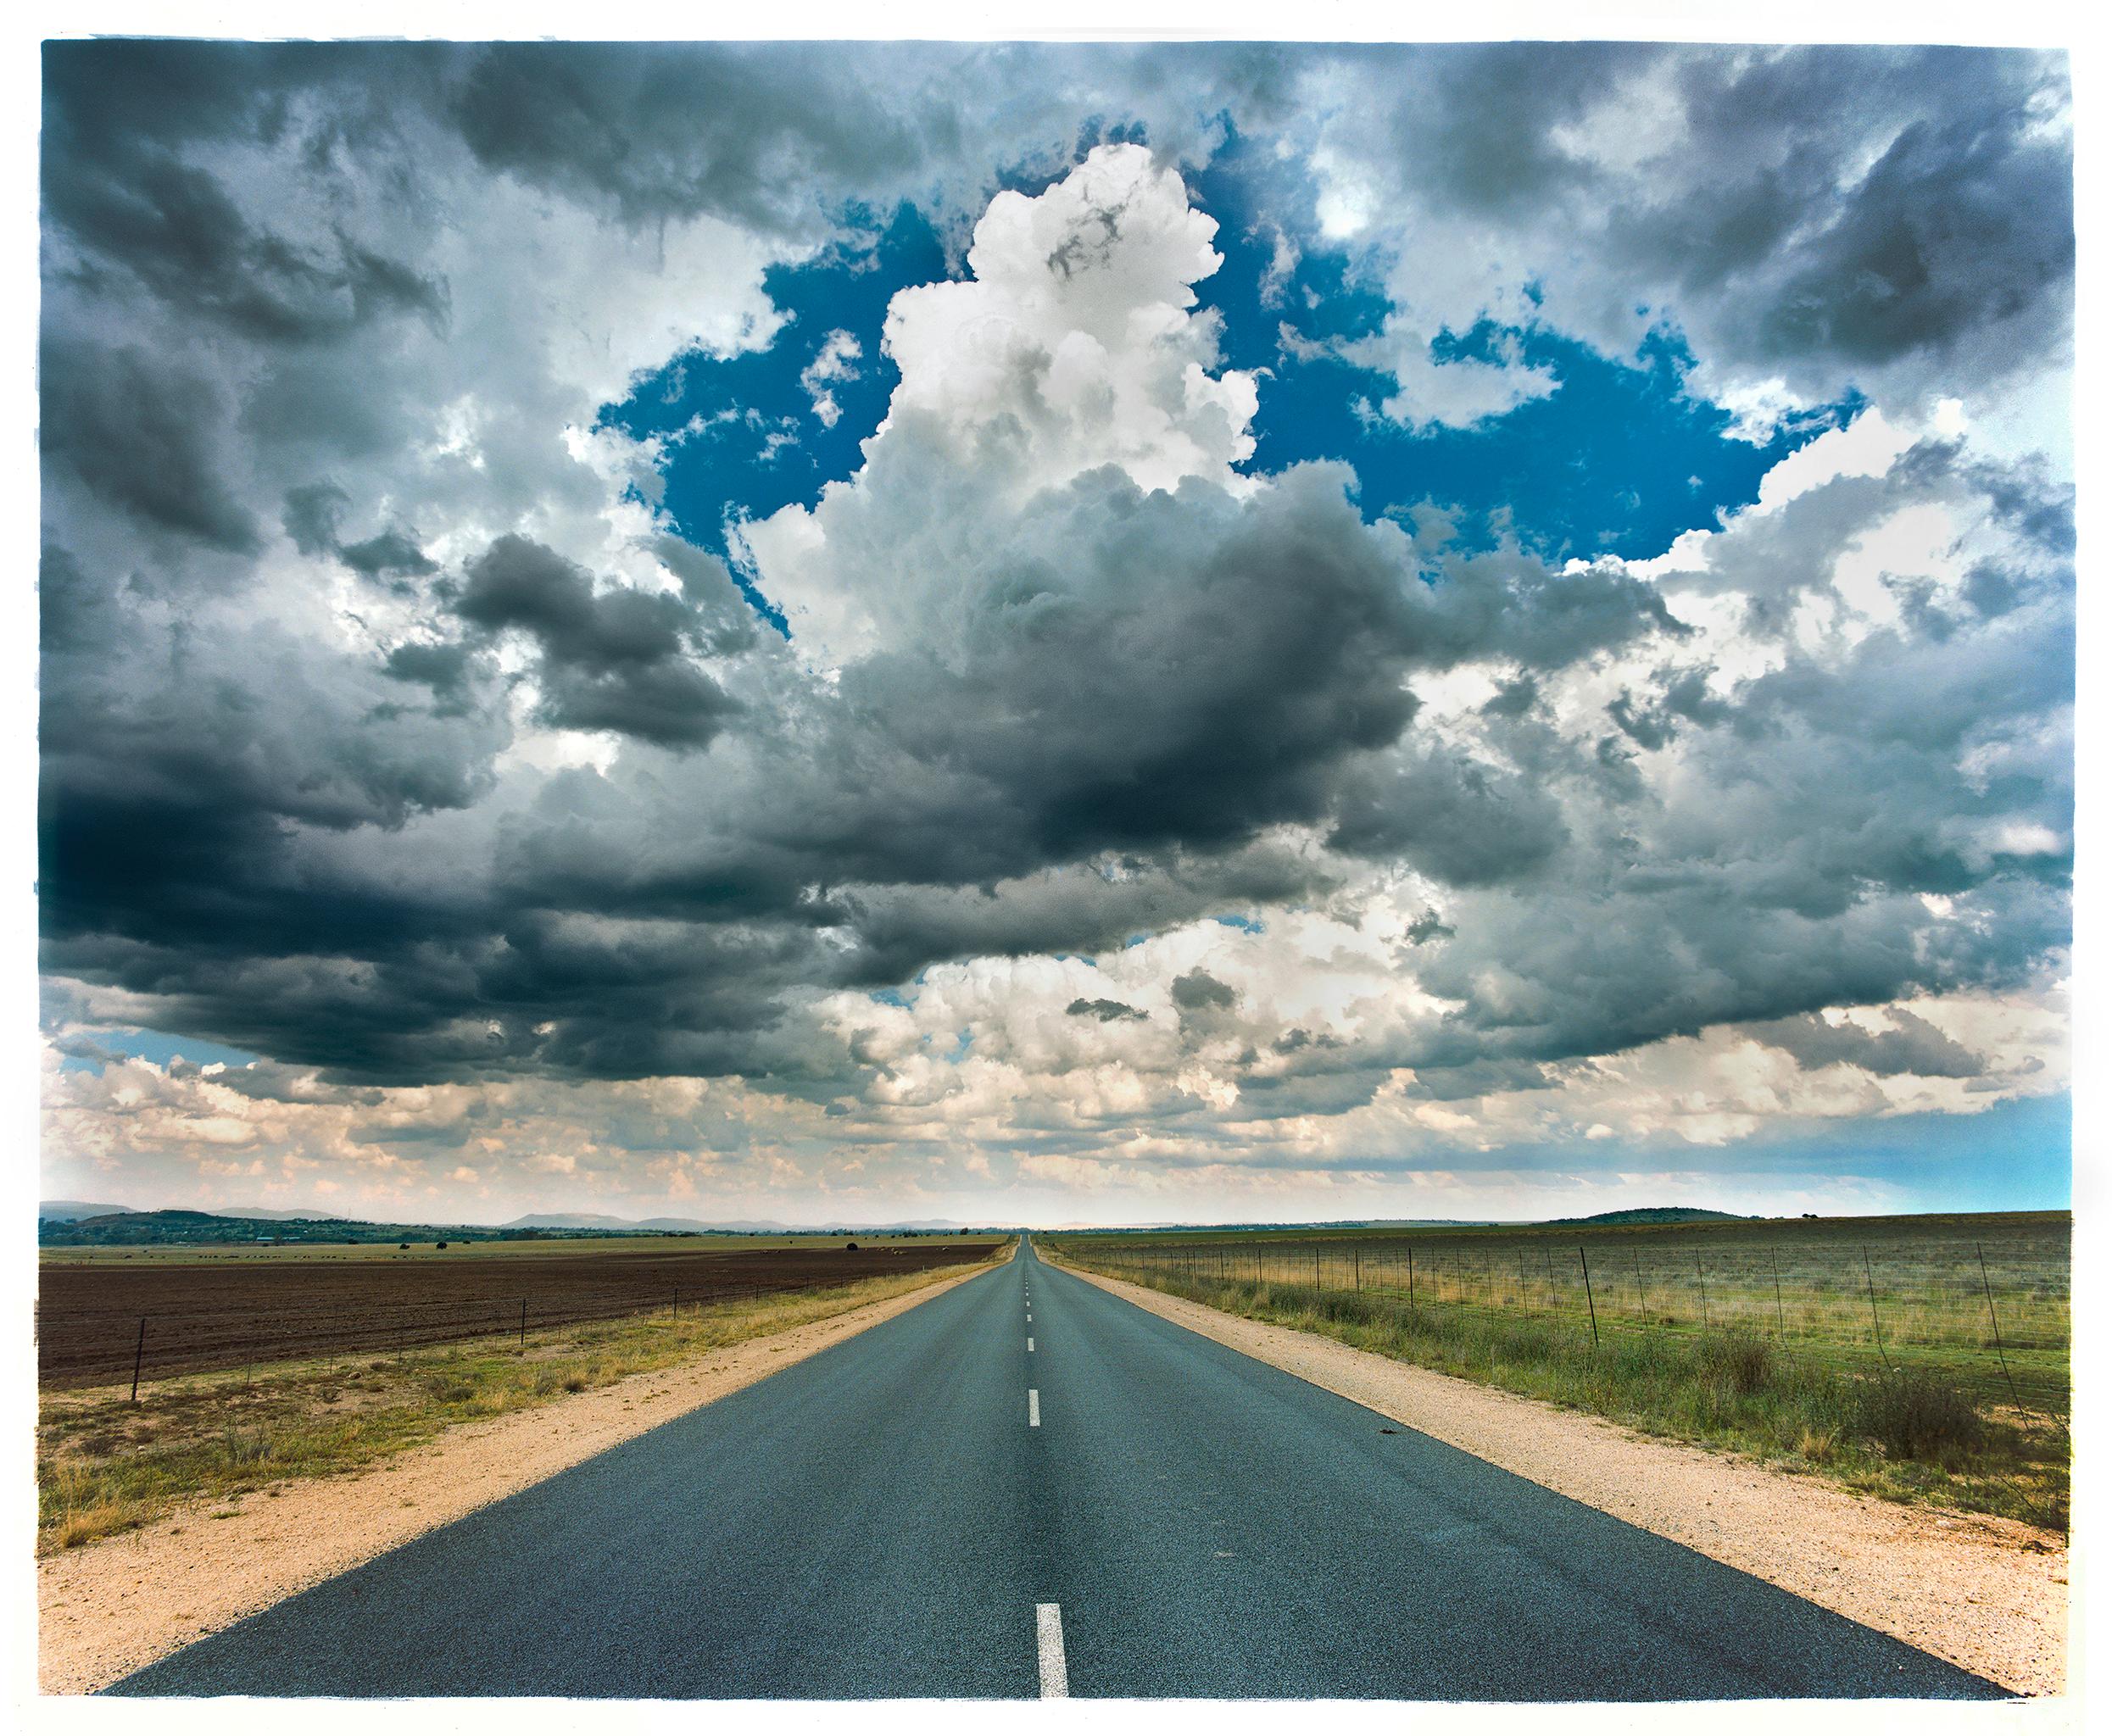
36;40;2071;1223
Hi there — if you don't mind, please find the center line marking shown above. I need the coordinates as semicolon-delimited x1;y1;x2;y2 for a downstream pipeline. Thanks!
1035;1603;1068;1699
1028;1337;1034;1351
1028;1388;1040;1427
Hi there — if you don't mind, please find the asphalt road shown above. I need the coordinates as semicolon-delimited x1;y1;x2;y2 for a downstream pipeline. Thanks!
112;1239;2007;1700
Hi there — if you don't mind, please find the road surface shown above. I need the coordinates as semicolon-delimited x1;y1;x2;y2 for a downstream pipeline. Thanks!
112;1239;2006;1699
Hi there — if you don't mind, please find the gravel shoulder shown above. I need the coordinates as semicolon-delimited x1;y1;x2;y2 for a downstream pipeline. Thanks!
37;1258;1000;1694
1062;1260;2068;1698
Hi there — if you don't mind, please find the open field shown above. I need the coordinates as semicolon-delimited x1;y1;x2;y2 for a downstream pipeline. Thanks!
38;1237;1004;1389
38;1246;1011;1553
40;1228;990;1265
1048;1211;2070;1529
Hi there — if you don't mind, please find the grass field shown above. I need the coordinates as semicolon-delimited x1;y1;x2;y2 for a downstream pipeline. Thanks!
38;1244;1011;1554
1049;1211;2069;1531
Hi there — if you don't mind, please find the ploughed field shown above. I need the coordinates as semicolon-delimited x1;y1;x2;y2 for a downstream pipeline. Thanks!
37;1240;1000;1388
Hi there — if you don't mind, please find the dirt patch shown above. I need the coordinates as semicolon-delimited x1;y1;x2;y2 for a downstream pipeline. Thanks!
37;1257;1000;1694
1062;1261;2067;1698
38;1239;998;1387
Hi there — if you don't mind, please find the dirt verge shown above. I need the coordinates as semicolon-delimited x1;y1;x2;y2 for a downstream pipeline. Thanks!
38;1256;1000;1694
1062;1260;2067;1697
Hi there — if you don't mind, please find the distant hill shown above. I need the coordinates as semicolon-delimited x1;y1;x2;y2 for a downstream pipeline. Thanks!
1538;1207;1750;1227
39;1199;137;1222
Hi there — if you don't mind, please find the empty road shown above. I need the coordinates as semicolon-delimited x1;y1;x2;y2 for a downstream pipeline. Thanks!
112;1239;2005;1699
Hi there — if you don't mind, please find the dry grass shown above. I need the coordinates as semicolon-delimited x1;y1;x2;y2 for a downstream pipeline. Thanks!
1049;1236;2069;1533
38;1251;1006;1554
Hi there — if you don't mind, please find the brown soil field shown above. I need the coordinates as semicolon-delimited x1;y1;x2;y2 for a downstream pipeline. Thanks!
36;1240;999;1389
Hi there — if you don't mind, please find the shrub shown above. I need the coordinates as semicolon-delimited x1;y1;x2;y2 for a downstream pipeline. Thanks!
1699;1333;1775;1396
1845;1369;1984;1461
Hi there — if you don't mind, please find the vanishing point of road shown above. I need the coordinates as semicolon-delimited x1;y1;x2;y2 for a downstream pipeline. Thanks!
112;1240;2007;1700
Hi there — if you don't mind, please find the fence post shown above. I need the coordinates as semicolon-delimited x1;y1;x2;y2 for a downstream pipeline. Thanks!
1770;1250;1786;1337
1354;1245;1362;1291
1696;1249;1709;1330
1976;1242;2025;1416
131;1316;146;1402
1579;1245;1599;1347
1633;1244;1647;1316
1408;1244;1415;1308
520;1299;527;1349
1862;1246;1892;1372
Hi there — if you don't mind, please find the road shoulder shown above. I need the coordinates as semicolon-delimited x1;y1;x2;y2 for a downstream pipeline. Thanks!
1058;1260;2066;1698
38;1257;1000;1695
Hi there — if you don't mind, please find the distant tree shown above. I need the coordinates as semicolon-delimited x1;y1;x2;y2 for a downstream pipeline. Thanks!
846;1240;860;1251
435;1240;448;1249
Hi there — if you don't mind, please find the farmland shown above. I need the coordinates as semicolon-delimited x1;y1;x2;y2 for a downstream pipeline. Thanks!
38;1242;1012;1551
37;1236;1003;1390
1048;1210;2070;1528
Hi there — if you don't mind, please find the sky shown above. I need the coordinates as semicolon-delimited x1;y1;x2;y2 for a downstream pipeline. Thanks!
34;37;2076;1228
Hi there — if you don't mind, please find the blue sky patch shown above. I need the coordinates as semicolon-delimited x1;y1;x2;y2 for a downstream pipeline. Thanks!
59;1027;262;1075
600;203;950;630
1188;142;1860;563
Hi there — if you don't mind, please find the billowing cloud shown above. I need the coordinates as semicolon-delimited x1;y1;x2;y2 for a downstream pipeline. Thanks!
38;43;2070;1221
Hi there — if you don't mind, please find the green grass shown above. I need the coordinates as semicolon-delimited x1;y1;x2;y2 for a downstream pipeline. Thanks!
1048;1249;2069;1533
38;1249;1007;1554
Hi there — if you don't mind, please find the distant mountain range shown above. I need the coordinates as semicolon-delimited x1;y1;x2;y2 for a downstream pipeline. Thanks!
38;1199;137;1222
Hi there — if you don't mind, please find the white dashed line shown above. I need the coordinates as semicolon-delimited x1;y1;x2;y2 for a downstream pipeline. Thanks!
1028;1337;1034;1352
1028;1388;1040;1427
1036;1603;1068;1698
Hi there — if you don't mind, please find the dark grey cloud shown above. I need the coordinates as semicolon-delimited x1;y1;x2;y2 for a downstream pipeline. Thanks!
42;342;261;552
1305;43;2070;413
282;482;438;580
34;38;2071;1118
1067;998;1147;1022
451;536;743;749
1327;748;1569;886
1171;970;1235;1012
1750;1009;1987;1079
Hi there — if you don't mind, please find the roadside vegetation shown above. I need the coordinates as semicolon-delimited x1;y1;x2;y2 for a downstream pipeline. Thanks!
1049;1227;2068;1533
37;1249;1006;1555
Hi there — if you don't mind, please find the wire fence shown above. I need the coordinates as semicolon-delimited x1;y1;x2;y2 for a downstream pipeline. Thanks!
1058;1221;2070;1422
